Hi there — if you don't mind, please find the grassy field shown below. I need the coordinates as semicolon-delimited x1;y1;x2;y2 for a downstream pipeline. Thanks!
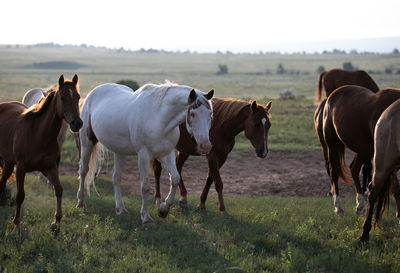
2;176;400;273
2;46;400;272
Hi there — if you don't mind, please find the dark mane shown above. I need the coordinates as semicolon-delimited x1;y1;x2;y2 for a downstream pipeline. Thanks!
211;98;250;129
22;88;56;118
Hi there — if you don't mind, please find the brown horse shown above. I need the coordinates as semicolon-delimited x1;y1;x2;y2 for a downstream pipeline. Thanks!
152;98;272;211
318;85;400;216
0;75;82;231
360;99;400;241
315;69;379;104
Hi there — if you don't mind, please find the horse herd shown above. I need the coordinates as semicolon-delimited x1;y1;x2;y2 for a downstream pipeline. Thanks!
1;69;400;242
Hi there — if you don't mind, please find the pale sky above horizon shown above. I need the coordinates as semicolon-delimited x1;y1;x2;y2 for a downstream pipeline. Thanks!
1;0;399;52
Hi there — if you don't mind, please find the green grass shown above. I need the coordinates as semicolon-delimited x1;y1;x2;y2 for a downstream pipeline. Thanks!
1;176;400;272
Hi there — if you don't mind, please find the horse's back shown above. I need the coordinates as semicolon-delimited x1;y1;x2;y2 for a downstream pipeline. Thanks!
323;69;379;94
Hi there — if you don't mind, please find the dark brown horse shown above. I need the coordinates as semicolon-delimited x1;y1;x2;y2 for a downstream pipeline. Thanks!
360;99;400;241
152;98;272;211
317;85;400;216
315;69;379;104
0;75;82;231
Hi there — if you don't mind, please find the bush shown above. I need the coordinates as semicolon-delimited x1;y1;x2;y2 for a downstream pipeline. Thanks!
316;65;325;74
342;62;356;71
277;64;285;74
216;64;228;75
116;80;140;91
279;89;296;100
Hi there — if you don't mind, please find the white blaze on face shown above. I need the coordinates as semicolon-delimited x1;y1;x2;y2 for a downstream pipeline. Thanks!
261;117;267;154
189;105;212;154
69;88;73;98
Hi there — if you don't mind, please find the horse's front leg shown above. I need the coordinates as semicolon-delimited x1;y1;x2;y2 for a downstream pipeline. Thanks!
138;151;154;224
158;151;180;218
112;153;128;215
43;166;63;231
13;165;26;228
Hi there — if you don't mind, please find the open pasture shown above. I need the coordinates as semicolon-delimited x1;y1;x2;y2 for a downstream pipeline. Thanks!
2;46;400;272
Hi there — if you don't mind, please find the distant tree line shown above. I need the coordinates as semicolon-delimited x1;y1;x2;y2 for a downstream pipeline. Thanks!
3;43;400;55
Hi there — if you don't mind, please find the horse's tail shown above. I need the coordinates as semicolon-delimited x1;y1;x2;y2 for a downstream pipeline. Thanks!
329;142;354;185
315;71;327;105
374;174;392;228
84;142;104;197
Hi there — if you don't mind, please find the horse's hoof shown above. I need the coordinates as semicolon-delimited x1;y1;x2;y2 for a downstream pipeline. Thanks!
196;204;206;211
219;206;226;212
359;233;369;242
50;222;60;234
178;198;188;209
141;215;155;225
158;202;169;218
155;198;161;206
335;208;345;215
76;201;86;209
116;208;129;216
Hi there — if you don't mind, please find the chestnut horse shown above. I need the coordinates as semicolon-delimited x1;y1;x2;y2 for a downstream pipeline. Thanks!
0;75;82;230
360;99;400;241
315;69;379;104
318;85;400;216
22;88;70;185
152;98;272;211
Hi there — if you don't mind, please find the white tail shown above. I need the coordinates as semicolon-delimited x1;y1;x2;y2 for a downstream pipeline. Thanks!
84;142;105;197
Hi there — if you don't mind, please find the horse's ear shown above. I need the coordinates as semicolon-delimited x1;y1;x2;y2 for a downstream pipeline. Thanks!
265;101;272;112
72;74;78;86
58;74;65;86
251;101;258;112
188;89;197;104
204;89;214;100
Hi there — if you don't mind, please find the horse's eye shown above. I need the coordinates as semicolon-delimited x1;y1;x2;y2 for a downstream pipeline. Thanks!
254;123;260;128
190;113;195;118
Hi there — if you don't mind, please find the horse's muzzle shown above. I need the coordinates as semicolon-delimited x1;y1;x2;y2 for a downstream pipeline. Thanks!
198;138;212;154
70;117;83;132
256;147;268;158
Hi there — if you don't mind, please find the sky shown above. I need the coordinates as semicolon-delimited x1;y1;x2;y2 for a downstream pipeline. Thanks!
1;0;399;53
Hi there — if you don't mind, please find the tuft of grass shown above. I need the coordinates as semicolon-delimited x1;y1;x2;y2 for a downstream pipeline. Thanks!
1;176;400;272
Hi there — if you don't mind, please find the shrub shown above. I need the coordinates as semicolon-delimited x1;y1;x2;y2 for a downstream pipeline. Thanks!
116;80;140;91
279;89;296;100
216;64;228;75
342;62;356;71
316;65;325;74
277;64;285;74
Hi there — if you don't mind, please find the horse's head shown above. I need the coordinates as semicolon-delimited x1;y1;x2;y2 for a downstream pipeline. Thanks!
186;88;214;154
244;100;272;158
56;74;83;132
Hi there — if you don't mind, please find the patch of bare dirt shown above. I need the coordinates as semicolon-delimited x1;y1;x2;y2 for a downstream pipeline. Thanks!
59;150;357;198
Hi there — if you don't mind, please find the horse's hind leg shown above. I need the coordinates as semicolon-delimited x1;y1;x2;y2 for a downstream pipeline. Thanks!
138;150;154;224
362;158;373;194
0;161;15;197
389;174;400;223
112;153;128;215
350;154;369;215
176;152;189;208
76;138;95;209
152;159;162;205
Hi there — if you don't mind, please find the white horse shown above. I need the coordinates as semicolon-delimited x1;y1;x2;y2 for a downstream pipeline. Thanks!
22;88;70;184
76;82;214;223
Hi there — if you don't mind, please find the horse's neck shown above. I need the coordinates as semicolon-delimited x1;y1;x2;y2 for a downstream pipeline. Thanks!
35;95;63;141
219;107;248;139
159;89;189;133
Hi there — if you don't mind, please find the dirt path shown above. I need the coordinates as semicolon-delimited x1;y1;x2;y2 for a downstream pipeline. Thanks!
59;150;357;198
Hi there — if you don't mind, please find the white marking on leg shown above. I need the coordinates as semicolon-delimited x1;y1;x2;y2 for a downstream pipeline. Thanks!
356;193;366;215
333;194;344;214
261;118;267;155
